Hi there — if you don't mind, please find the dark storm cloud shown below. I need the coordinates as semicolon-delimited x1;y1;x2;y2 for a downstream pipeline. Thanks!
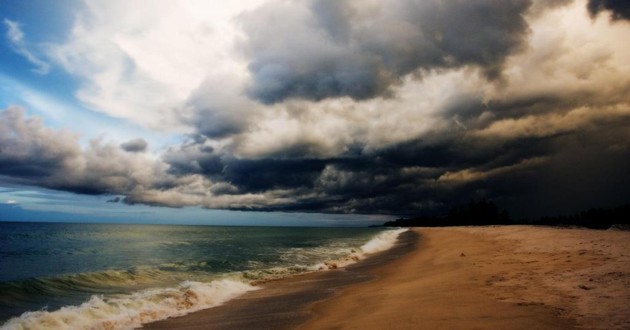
182;77;254;139
587;0;630;20
120;138;148;153
239;0;531;103
155;126;554;215
3;95;630;218
222;158;329;192
474;125;630;218
134;78;630;216
0;107;175;198
163;140;224;176
193;111;246;139
163;141;333;193
0;107;78;181
2;0;629;220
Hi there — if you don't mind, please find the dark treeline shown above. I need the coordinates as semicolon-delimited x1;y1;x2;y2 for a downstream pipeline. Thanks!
383;200;630;230
535;204;630;229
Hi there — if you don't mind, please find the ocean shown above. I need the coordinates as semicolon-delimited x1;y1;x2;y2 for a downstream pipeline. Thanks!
0;222;405;329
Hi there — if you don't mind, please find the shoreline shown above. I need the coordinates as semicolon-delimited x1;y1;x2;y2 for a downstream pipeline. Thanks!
144;229;418;329
145;226;630;329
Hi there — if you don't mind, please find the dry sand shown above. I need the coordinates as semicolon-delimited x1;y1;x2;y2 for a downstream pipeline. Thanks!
146;226;630;329
304;226;630;330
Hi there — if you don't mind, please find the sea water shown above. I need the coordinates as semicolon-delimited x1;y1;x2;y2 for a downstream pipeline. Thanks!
0;222;405;329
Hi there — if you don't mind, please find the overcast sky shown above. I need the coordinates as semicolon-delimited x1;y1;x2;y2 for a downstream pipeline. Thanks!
1;0;629;225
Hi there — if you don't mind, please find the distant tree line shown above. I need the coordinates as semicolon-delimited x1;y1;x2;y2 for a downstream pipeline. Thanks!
533;204;630;229
383;200;630;230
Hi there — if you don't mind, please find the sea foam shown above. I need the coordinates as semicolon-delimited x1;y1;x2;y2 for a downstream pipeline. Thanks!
1;228;407;329
312;228;408;270
0;279;257;330
360;228;408;255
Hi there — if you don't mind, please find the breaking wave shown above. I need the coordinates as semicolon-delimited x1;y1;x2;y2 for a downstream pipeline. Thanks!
1;228;407;329
0;280;256;330
360;228;407;254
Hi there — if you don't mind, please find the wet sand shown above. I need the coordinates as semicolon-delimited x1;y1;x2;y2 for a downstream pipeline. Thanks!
144;230;418;329
145;226;630;329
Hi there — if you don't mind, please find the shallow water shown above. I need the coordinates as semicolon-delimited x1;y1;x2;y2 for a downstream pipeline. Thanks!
0;222;404;329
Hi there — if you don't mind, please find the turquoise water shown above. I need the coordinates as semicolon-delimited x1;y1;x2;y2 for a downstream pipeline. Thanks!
0;222;403;329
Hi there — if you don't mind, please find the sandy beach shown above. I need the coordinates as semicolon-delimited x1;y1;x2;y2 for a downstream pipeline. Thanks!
146;226;630;329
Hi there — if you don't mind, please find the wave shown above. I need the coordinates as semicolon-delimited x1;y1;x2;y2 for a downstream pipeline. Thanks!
311;228;409;270
0;279;257;330
360;228;408;254
242;228;409;278
0;267;183;304
1;228;407;329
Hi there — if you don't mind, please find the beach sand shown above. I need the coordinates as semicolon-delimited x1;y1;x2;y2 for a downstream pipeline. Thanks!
145;226;630;329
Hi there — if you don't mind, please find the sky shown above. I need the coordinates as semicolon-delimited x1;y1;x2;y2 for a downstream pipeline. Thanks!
0;0;629;225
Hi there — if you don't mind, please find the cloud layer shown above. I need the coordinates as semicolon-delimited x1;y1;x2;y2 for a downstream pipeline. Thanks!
1;0;629;218
241;0;530;103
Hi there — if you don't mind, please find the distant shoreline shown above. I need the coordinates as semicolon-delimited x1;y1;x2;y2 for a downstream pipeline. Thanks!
146;226;630;329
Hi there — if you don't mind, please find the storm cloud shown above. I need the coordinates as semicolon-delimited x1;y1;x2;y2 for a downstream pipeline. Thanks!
120;138;148;153
587;0;630;20
0;107;164;196
240;0;531;103
1;0;630;219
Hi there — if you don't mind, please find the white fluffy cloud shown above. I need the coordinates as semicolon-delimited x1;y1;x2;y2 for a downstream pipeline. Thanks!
48;0;264;130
